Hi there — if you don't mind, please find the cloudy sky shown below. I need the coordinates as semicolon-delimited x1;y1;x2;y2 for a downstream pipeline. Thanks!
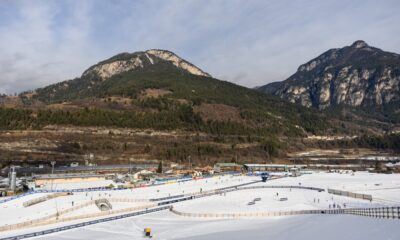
1;0;400;94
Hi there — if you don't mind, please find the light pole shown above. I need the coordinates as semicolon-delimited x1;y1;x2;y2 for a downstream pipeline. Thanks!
51;161;56;174
50;161;56;190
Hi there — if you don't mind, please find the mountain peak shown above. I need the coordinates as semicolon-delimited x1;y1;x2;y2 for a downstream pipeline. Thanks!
82;49;210;80
351;40;368;49
145;49;211;77
258;41;400;109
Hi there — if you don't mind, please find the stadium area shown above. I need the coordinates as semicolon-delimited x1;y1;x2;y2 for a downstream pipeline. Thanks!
1;171;400;239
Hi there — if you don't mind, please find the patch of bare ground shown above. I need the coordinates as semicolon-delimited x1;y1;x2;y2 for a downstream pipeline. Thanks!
45;102;82;110
58;98;138;111
176;99;190;105
101;96;133;104
0;96;24;108
193;103;243;123
39;125;199;137
139;88;172;99
288;148;380;159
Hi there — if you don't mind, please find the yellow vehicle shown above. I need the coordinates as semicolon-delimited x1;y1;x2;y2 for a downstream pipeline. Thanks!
144;228;152;238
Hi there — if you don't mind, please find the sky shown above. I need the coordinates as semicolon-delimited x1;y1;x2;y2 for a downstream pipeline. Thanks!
0;0;400;94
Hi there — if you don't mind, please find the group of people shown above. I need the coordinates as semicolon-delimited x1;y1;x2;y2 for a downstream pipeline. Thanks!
312;196;348;209
329;203;346;209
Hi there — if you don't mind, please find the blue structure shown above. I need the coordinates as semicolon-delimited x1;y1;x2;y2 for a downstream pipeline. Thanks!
261;172;270;182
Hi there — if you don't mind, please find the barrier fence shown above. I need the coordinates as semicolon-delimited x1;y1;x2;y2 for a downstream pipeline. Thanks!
150;194;185;202
0;199;155;232
170;206;400;220
328;188;373;201
0;183;337;233
23;192;71;207
1;180;271;233
1;178;398;240
345;207;400;219
157;196;194;206
0;206;171;240
152;184;327;210
191;185;325;200
238;185;324;191
0;173;241;205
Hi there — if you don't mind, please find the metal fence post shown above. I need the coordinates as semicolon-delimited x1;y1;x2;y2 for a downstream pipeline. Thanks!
398;207;400;219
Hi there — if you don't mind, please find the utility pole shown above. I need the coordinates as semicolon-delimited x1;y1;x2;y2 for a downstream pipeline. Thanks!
50;161;56;191
10;166;16;192
129;159;132;175
188;155;192;170
51;161;56;175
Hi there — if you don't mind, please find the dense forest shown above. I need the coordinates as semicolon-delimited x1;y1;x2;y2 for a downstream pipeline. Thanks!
0;106;299;136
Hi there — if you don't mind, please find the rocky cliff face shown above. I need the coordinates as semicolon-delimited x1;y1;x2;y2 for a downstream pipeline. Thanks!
82;49;210;80
258;41;400;109
32;49;211;102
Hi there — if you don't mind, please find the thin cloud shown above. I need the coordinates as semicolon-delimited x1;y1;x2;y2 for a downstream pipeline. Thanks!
0;0;399;94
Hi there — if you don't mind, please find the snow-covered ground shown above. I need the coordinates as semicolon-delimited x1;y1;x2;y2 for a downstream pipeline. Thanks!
0;175;256;228
1;171;399;239
29;211;400;240
173;172;400;215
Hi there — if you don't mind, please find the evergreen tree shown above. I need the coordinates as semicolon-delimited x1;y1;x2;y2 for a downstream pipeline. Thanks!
157;160;163;174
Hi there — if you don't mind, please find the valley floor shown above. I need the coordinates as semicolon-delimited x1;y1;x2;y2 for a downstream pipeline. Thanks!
1;172;399;240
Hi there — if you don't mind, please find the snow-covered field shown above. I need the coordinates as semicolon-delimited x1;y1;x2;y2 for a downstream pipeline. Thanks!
1;171;399;239
31;211;400;240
